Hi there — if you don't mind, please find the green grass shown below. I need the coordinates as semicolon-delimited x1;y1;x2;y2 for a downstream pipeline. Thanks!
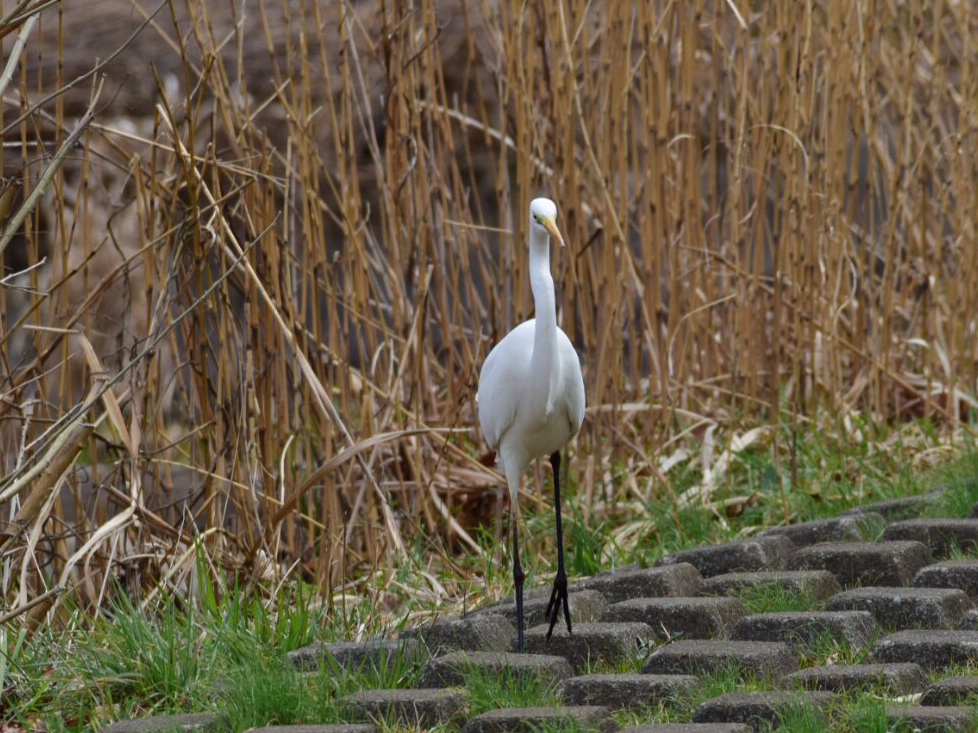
5;442;978;731
630;666;768;726
792;628;877;669
605;427;978;567
842;697;894;733
926;452;978;518
931;660;978;686
223;643;424;730
2;584;433;731
934;539;978;561
834;690;978;733
1;573;342;730
733;583;824;615
462;663;560;716
222;655;310;729
759;697;833;733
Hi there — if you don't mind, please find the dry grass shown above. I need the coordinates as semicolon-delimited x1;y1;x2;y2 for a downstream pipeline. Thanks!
1;0;977;624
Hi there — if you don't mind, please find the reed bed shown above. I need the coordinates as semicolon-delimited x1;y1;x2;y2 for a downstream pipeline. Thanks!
0;0;976;622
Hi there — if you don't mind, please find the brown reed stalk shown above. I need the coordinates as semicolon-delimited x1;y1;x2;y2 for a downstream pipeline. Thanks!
1;0;977;617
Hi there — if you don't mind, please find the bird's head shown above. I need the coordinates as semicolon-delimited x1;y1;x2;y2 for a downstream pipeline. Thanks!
529;197;565;247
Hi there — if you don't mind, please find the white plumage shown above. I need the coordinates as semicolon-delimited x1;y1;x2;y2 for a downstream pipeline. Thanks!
477;197;585;651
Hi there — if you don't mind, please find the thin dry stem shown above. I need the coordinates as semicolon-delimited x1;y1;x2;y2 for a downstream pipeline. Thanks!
1;0;977;617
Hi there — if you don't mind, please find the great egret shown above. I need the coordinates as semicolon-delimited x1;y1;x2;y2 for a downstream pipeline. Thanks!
477;197;586;652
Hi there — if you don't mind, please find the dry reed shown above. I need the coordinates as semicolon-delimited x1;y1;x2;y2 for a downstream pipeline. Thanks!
0;0;976;620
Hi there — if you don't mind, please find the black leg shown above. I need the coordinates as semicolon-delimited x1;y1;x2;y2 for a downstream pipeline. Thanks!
512;510;526;652
545;450;572;640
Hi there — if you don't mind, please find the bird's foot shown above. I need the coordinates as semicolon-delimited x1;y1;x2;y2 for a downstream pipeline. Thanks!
545;569;572;640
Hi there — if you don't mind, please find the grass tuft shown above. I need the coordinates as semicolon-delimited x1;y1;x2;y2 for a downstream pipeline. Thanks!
734;584;823;616
463;664;560;717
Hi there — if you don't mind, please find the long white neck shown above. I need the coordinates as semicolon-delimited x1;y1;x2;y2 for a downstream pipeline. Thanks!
529;225;558;408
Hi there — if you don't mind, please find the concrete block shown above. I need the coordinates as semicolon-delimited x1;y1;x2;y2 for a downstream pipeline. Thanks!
522;622;655;672
658;537;795;578
884;519;978;558
340;688;465;727
781;663;927;694
921;675;978;706
250;727;377;733
560;673;700;711
884;705;978;732
475;589;607;629
699;570;842;602
840;492;941;521
958;608;978;630
758;513;886;545
826;586;974;630
872;630;978;670
784;541;932;587
915;559;978;601
643;640;797;680
691;691;837;731
104;714;228;733
417;651;572;689
730;611;877;652
618;726;750;733
602;596;748;640
406;614;515;655
582;564;702;603
462;705;618;733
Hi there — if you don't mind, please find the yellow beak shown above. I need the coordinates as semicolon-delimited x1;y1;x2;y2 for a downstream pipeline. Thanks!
541;217;565;247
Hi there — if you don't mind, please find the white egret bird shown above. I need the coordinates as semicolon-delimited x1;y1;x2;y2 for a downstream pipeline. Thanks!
477;197;586;652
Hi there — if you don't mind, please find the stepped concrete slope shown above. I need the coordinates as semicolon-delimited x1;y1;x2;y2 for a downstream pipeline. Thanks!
110;495;978;732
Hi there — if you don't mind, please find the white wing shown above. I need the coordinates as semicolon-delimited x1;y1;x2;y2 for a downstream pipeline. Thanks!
477;320;536;450
556;327;586;437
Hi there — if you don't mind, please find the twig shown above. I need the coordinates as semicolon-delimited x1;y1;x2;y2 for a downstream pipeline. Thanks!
0;13;37;101
160;111;411;561
0;584;63;626
0;78;102;261
0;0;168;137
0;217;269;496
